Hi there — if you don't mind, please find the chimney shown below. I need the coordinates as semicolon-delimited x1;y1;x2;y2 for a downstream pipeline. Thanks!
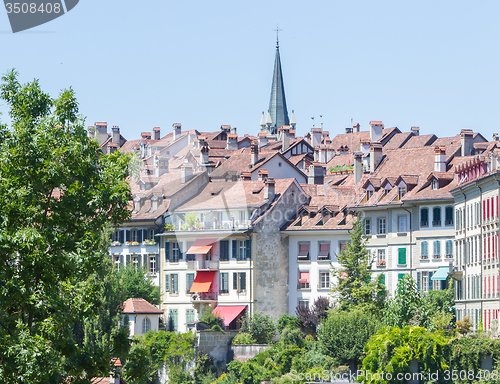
411;126;420;136
200;144;209;165
281;126;290;151
154;155;169;177
345;127;353;134
226;133;238;150
173;123;182;141
460;129;474;157
308;163;325;185
311;128;322;148
258;169;269;181
370;142;383;172
353;123;360;133
250;140;259;166
180;163;193;184
141;132;151;140
369;121;384;142
289;129;296;139
240;172;252;181
95;122;108;145
360;138;371;154
221;125;231;133
434;146;446;172
197;135;207;150
231;127;237;135
153;127;161;140
258;132;268;148
493;133;499;142
112;126;120;144
354;152;363;184
108;142;118;154
264;178;275;201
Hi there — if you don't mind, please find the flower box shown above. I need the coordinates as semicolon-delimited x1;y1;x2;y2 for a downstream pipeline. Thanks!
143;240;157;246
376;260;386;267
126;241;139;246
111;241;121;246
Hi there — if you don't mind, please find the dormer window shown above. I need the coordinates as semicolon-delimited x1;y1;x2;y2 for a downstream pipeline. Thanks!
367;190;374;200
399;187;407;199
431;179;439;190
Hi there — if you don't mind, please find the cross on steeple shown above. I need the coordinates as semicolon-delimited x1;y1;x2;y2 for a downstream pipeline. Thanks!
273;24;282;48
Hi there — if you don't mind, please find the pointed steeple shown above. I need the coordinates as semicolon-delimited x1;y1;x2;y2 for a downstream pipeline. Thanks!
268;36;289;133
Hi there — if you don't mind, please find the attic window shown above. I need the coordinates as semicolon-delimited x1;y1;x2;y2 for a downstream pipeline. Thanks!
399;187;407;199
431;179;439;190
367;190;374;200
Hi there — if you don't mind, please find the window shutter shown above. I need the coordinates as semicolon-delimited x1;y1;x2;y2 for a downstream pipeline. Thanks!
233;272;238;289
483;200;486;220
429;271;433;290
165;242;170;261
155;254;159;273
137;229;142;243
173;274;178;293
240;272;246;291
380;273;385;285
165;274;170;292
245;238;251;259
143;254;148;267
232;240;238;259
398;248;406;265
126;230;130;242
178;242;183;260
220;240;229;261
126;254;130;265
119;230;124;244
417;271;421;291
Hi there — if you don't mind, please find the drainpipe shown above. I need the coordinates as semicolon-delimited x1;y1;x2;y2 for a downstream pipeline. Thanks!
459;187;468;317
401;203;413;273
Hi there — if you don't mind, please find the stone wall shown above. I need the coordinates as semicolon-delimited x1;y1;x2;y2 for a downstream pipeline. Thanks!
197;330;238;372
231;344;270;361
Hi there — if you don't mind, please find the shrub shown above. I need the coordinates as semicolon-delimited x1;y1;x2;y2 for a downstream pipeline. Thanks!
239;311;277;344
200;308;224;331
456;316;473;336
280;326;304;348
232;332;256;345
278;314;302;333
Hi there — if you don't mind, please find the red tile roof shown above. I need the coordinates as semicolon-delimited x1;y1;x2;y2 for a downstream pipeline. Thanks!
121;298;163;314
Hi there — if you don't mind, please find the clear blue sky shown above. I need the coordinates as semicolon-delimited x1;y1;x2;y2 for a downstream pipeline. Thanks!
1;0;500;141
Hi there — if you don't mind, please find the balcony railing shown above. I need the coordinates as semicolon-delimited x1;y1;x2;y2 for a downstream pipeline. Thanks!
191;292;218;302
176;220;252;231
187;260;219;270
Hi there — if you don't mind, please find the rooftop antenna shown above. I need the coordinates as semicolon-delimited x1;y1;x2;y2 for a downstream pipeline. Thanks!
273;24;282;48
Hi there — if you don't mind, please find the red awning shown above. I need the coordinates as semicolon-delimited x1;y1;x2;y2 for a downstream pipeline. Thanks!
318;243;330;258
190;271;216;293
212;305;247;326
298;243;309;258
187;238;217;255
298;271;310;284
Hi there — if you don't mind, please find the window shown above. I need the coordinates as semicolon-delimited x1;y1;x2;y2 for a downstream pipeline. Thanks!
168;309;178;332
446;240;453;258
364;219;371;235
233;272;246;293
418;271;435;292
113;230;121;243
186;273;194;292
149;254;157;275
431;179;439;190
398;248;407;265
298;242;310;260
433;241;441;258
318;242;330;260
132;254;139;270
169;274;178;294
298;299;309;309
367;190;374;200
114;254;121;270
377;249;386;267
445;207;454;226
220;272;229;294
142;317;151;334
399;186;407;199
220;240;229;261
298;271;310;289
147;229;155;240
186;309;195;324
433;207;441;226
398;216;407;233
420;208;429;227
238;240;246;261
378;218;386;234
319;271;330;289
421;241;428;259
172;242;179;262
131;229;138;242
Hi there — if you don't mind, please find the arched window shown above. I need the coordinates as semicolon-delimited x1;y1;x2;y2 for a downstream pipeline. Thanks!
420;208;429;227
433;207;441;226
445;207;454;226
421;241;428;259
434;240;441;258
142;317;151;334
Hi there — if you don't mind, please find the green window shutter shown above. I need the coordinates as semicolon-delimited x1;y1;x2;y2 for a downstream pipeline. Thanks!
220;240;229;261
398;273;405;281
417;271;421;291
119;230;124;244
137;230;142;243
398;248;406;265
429;272;433;290
126;230;130;242
233;272;237;290
240;272;246;291
155;254;159;273
245;238;251;259
165;273;170;292
232;240;238;259
173;274;178;293
178;243;183;260
165;241;170;262
187;273;194;292
380;273;385;285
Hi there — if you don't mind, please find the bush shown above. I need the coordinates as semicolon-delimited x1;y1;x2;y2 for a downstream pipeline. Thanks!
232;332;256;345
456;316;473;336
239;311;277;344
280;326;304;348
200;309;224;331
278;314;302;333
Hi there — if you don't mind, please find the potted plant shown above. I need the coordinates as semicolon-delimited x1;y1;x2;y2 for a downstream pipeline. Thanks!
164;223;174;231
376;260;386;267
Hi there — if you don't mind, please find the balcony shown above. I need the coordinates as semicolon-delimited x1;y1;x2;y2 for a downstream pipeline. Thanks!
190;291;218;303
432;221;441;227
420;221;429;228
187;260;219;270
176;219;252;231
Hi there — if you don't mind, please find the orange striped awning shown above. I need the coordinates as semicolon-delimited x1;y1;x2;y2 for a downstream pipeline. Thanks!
187;239;217;255
189;271;216;293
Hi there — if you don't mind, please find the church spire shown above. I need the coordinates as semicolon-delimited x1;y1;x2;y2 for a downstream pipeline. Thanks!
268;27;289;133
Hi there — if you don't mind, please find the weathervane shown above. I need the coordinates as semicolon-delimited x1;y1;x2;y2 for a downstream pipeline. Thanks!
273;24;282;48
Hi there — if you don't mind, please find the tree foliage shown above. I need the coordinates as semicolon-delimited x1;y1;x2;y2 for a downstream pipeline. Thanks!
117;265;161;306
0;70;131;382
295;296;332;333
330;217;387;315
239;311;277;344
384;274;422;328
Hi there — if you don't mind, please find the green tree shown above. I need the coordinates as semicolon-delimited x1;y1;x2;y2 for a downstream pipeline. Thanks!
239;312;277;344
317;309;381;373
0;70;131;383
331;217;387;314
118;264;161;306
384;274;422;328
